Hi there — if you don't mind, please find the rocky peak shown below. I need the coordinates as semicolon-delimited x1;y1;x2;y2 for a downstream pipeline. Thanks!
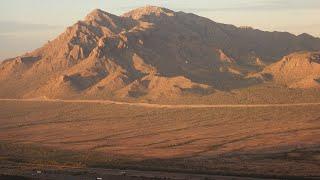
298;33;315;39
85;9;116;21
85;9;138;34
122;6;175;19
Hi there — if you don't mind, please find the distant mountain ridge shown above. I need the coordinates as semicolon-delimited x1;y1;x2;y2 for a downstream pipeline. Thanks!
1;6;320;100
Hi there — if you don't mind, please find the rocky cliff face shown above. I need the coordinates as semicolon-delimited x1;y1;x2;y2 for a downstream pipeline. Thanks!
1;6;320;99
258;51;320;89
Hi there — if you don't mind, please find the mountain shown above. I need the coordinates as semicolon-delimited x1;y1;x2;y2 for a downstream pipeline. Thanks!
1;6;320;100
257;51;320;89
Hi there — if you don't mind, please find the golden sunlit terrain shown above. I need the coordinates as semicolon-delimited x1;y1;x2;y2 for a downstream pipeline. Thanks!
0;101;319;179
1;5;320;180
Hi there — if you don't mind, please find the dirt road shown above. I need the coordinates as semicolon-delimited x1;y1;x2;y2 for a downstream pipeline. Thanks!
1;98;320;108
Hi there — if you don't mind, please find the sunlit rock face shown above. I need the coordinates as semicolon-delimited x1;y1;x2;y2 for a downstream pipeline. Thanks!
1;6;320;99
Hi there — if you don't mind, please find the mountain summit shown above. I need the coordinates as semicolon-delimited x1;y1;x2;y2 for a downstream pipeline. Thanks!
123;6;175;19
1;6;320;100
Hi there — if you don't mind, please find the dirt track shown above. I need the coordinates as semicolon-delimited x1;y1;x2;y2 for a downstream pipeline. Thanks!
1;98;320;108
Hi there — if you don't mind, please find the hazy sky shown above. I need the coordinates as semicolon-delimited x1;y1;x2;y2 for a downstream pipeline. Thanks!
0;0;320;60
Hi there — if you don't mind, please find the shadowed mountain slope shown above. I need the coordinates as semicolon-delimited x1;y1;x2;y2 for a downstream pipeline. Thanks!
1;6;320;100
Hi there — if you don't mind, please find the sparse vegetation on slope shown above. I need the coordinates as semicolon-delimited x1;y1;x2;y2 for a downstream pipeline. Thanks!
258;51;320;89
0;101;319;177
0;6;320;100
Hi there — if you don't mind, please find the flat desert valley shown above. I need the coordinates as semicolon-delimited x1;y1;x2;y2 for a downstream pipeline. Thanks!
0;99;320;179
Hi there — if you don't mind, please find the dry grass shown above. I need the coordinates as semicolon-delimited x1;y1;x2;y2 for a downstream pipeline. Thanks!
0;101;319;177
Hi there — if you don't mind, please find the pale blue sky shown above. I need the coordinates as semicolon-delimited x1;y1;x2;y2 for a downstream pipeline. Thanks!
0;0;320;60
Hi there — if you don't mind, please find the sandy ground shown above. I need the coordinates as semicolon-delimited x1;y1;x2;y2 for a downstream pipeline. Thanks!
0;100;319;178
1;165;273;180
2;98;320;108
